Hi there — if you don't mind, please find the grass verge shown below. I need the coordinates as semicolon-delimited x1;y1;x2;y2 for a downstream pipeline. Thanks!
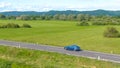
0;45;119;68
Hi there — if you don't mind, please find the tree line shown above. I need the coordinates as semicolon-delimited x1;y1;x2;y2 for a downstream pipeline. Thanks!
1;14;120;25
0;14;91;21
0;14;119;21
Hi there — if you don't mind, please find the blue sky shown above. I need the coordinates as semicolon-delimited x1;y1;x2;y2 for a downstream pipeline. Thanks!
0;0;120;12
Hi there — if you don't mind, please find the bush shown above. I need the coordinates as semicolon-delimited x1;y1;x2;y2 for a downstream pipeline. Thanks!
77;21;89;26
91;19;120;26
0;23;32;29
92;20;107;25
104;27;120;38
22;24;32;28
0;23;20;28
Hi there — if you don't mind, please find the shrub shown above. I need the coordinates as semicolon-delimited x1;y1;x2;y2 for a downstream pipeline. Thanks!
0;25;7;28
77;21;89;26
22;24;32;28
0;23;20;28
92;20;106;25
104;27;120;38
0;23;32;29
91;19;120;26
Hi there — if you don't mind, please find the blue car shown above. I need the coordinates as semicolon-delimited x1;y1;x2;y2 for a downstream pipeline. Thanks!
64;45;81;51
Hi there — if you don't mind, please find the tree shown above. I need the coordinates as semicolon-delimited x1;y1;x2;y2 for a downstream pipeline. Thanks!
30;16;36;20
67;14;76;21
44;15;53;20
59;14;67;20
6;16;16;20
0;14;6;19
84;14;92;21
76;14;86;21
36;15;45;20
53;14;60;20
16;15;30;20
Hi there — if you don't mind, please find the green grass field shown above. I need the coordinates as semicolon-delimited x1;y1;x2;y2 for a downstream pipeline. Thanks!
0;20;120;54
0;45;119;68
0;59;33;68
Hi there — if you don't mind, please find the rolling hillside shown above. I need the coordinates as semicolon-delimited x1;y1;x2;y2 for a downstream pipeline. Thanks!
1;9;120;16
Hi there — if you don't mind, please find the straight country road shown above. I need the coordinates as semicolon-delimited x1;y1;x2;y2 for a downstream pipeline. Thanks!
0;40;120;64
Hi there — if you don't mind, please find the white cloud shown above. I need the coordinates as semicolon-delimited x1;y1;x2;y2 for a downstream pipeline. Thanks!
1;0;120;12
0;2;11;8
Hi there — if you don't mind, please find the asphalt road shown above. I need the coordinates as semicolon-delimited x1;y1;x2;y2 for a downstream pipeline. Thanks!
0;40;120;64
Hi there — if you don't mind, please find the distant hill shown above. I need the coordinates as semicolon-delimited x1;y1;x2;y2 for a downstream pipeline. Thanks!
1;9;120;16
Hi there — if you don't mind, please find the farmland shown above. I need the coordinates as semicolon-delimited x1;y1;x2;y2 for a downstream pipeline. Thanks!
1;0;120;67
0;20;120;54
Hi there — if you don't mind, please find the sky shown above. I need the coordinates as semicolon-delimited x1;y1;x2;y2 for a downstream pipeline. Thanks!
0;0;120;12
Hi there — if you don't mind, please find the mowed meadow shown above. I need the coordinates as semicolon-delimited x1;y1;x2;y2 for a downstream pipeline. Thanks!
0;20;120;54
